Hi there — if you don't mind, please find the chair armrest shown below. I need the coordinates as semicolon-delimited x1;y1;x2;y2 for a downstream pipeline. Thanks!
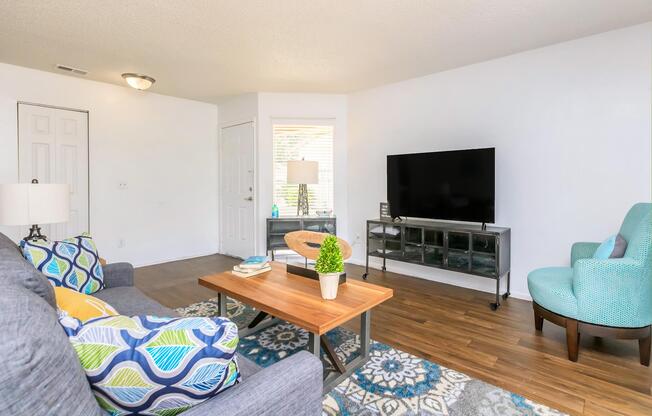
573;258;651;327
182;351;323;416
101;262;134;288
570;242;600;266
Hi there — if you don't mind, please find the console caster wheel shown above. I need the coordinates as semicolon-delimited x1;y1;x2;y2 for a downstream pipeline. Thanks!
502;292;510;300
490;302;499;311
381;267;386;272
362;273;368;280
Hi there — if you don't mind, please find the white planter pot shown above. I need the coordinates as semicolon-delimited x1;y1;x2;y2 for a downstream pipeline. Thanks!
318;272;340;300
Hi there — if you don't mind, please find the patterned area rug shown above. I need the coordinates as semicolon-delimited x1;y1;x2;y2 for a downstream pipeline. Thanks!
177;297;566;416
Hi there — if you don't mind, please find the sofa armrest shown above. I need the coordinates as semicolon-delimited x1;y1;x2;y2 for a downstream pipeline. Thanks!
102;262;134;288
573;258;651;327
570;242;600;266
182;351;323;416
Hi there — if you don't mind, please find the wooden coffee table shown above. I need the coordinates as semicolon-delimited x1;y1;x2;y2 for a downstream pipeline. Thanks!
199;261;393;392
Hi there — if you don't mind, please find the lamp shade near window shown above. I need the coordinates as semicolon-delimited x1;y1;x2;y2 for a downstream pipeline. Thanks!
286;160;318;216
0;183;70;226
287;160;318;185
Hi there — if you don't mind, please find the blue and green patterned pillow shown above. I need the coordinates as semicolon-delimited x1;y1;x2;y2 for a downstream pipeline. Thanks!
21;233;105;294
59;314;241;416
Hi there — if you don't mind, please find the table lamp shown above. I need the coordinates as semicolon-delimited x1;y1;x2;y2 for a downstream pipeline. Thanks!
0;179;70;241
287;160;318;216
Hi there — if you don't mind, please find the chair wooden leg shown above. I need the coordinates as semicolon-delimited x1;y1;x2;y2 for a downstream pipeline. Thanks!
639;326;651;366
534;309;543;331
533;302;651;366
566;319;579;362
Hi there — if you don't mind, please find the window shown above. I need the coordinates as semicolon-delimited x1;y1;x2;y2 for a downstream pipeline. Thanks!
272;123;334;217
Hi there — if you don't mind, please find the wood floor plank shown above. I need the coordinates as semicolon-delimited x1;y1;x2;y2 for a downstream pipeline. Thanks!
135;255;652;415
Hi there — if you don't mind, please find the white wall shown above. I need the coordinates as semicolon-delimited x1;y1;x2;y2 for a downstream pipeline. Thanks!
257;93;348;254
0;63;219;266
218;92;348;255
215;93;259;254
218;93;259;126
347;23;652;299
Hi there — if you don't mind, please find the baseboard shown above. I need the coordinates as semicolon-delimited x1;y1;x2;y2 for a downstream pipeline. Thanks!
132;250;220;268
347;256;532;301
131;251;532;301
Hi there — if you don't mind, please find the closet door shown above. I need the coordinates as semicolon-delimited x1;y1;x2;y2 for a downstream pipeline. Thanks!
18;103;89;240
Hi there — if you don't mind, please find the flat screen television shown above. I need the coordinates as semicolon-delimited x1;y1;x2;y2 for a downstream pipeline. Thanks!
387;148;495;223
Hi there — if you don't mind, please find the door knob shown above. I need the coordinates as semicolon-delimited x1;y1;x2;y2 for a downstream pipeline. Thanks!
244;196;253;201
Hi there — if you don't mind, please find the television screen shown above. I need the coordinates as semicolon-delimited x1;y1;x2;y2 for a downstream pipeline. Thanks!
387;148;495;223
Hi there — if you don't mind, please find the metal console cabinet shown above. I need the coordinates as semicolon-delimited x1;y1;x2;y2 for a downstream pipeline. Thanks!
266;217;336;260
365;218;511;310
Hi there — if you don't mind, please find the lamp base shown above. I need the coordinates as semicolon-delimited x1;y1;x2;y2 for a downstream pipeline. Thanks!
296;184;309;216
23;224;47;242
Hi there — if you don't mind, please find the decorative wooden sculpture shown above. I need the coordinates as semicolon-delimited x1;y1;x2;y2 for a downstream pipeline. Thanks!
284;231;352;261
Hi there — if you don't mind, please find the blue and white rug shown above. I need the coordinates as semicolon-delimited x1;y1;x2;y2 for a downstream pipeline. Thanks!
177;297;566;416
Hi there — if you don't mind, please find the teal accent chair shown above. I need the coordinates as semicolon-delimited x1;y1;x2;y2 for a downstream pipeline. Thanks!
527;203;652;365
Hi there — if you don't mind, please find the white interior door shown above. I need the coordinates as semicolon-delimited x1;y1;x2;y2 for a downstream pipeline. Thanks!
219;122;255;259
18;104;89;240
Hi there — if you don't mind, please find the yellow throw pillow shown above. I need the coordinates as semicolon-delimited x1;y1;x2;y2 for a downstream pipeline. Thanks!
54;287;118;322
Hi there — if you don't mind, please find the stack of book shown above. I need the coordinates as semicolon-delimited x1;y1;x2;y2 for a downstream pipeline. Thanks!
232;256;271;278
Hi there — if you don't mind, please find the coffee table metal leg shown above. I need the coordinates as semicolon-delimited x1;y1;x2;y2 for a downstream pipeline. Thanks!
218;292;227;317
238;314;281;338
321;311;373;393
308;332;320;357
321;336;346;374
361;310;371;358
247;311;269;329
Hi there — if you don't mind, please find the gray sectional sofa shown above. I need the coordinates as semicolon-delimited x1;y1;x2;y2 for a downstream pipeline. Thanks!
0;231;323;415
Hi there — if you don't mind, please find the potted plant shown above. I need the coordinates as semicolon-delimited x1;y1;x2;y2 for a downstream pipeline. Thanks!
314;235;344;300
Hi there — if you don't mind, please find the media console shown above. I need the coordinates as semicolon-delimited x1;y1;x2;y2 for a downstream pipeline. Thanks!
266;217;336;260
363;218;511;310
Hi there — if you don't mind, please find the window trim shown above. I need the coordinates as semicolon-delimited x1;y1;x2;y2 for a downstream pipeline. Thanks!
271;118;336;217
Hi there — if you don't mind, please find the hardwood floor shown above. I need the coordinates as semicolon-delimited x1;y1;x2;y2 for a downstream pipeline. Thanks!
135;255;652;415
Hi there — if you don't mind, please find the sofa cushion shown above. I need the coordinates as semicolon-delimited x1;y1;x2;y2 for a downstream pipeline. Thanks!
102;262;135;288
94;286;180;317
0;284;103;415
60;314;241;416
0;246;56;307
180;351;321;416
55;287;118;322
527;266;578;319
236;354;261;378
21;234;105;294
0;231;20;252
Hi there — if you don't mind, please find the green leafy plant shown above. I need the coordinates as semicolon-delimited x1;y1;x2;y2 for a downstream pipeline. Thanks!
314;235;344;274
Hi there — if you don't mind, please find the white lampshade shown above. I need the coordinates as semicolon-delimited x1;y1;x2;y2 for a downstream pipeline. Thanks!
287;160;318;184
0;183;70;226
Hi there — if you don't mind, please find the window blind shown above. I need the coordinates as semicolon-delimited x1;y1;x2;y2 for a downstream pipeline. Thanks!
272;124;334;217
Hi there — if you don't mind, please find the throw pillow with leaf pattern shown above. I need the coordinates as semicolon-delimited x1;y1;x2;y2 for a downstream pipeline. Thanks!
21;233;105;294
59;314;240;416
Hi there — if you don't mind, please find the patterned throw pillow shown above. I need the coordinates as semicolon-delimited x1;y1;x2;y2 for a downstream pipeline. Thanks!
21;234;105;294
59;314;240;416
55;287;118;322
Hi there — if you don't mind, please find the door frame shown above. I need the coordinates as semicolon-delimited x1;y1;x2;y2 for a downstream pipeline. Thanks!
217;118;258;256
16;101;91;234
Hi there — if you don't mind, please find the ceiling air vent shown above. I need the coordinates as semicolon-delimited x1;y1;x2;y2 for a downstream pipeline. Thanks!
55;64;88;75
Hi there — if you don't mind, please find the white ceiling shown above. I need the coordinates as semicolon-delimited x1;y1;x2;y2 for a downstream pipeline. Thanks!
1;1;651;103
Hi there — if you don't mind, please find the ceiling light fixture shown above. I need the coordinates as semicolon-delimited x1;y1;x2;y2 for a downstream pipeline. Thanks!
121;73;155;90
